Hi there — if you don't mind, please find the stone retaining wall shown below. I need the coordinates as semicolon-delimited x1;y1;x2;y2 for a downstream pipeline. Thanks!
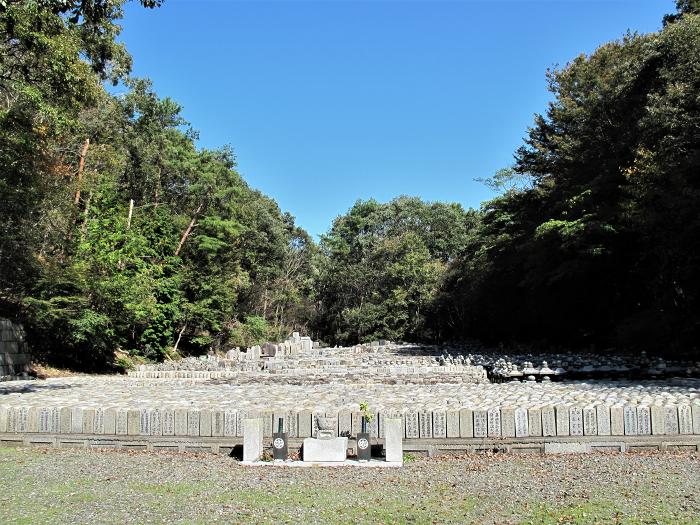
0;319;30;378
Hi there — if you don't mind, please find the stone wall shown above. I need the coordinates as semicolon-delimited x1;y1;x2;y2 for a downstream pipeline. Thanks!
0;319;30;379
1;401;699;441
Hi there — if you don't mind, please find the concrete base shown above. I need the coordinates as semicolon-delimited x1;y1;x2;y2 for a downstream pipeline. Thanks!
303;436;348;462
242;459;402;468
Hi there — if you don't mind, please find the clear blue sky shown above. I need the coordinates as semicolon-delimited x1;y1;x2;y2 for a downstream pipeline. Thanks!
119;0;672;238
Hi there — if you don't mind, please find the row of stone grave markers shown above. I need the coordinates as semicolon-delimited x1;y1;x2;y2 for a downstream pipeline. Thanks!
0;403;699;439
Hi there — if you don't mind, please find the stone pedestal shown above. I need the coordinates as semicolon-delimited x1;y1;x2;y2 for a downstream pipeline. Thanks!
302;437;348;462
243;418;263;462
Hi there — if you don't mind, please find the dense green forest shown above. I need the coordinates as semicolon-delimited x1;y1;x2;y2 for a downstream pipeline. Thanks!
1;1;699;369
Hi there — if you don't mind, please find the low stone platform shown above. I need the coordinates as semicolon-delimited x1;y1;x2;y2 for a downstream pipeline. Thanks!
1;431;698;457
241;459;402;467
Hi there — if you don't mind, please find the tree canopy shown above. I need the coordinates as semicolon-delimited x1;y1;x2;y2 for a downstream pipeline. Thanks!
1;1;698;366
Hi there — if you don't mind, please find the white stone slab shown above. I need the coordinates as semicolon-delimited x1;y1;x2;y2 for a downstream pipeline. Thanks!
303;437;348;462
514;408;528;438
636;406;651;435
678;405;693;435
569;407;583;437
583;407;597;436
446;410;460;438
555;405;569;436
243;418;264;462
623;405;637;436
474;409;488;438
501;408;516;438
405;410;419;438
596;405;611;436
433;410;447;438
459;409;473;438
384;418;403;463
528;408;542;437
610;406;624;436
541;406;556;437
487;408;501;438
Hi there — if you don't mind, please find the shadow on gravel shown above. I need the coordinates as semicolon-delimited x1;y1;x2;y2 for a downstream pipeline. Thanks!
0;383;75;395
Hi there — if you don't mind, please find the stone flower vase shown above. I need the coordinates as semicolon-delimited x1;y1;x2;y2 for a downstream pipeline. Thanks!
356;417;371;461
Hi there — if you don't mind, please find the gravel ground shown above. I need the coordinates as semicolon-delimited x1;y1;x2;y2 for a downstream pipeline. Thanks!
0;447;698;524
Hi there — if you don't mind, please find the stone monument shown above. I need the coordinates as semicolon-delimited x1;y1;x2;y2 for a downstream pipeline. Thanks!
303;416;348;462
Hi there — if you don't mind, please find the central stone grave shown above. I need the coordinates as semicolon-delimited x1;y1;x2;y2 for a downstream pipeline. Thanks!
303;416;348;462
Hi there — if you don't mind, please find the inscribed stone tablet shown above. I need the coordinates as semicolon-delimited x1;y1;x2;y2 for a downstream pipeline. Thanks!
514;408;528;438
678;405;692;435
664;406;679;435
596;405;611;436
555;405;569;436
7;407;18;433
378;412;385;439
286;411;299;438
149;409;161;436
651;405;665;435
262;411;273;438
115;409;128;435
485;408;499;438
623;406;637;436
0;406;7;433
137;408;150;436
199;409;213;437
82;408;95;434
351;411;361;436
223;411;236;437
433;411;447;438
446;410;460;438
501;408;516;438
405;410;419;438
68;407;81;434
459;409;473;438
610;406;624;436
419;411;433;438
27;407;39;433
298;410;312;437
50;406;60;433
127;409;140;436
474;409;488;438
636;406;651;435
174;409;188;436
693;405;700;435
235;411;244;437
162;409;175;436
103;408;116;435
39;407;50;433
17;407;28;433
528;408;542;437
338;409;352;437
583;407;597;436
541;406;556;437
187;410;200;436
212;410;224;437
94;407;104;435
569;407;583;436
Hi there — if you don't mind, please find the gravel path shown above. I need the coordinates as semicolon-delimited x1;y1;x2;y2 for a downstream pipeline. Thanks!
1;446;698;524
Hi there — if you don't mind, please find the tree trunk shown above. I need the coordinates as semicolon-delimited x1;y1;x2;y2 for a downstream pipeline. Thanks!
73;138;90;205
127;199;134;229
66;138;90;242
174;202;204;256
173;323;187;355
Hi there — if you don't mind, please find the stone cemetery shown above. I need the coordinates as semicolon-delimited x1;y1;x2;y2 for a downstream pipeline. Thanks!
1;332;700;458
